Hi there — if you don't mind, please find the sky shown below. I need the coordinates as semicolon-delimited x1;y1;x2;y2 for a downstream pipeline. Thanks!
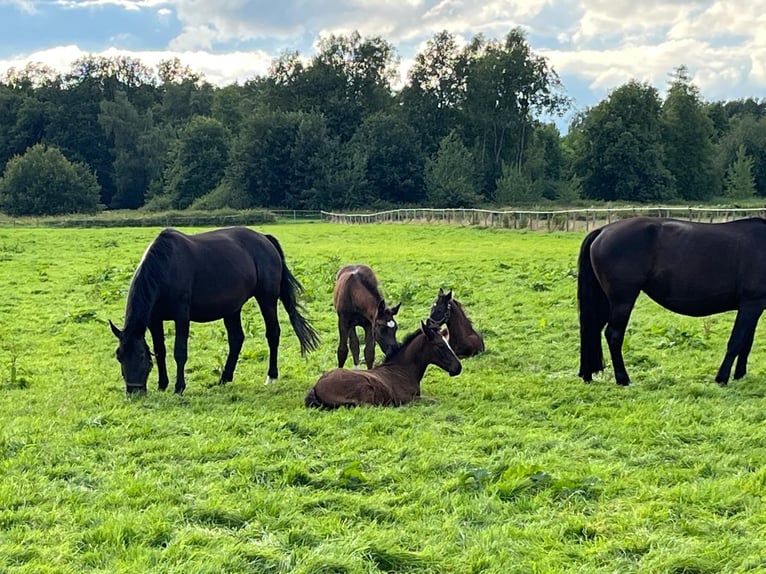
0;0;764;131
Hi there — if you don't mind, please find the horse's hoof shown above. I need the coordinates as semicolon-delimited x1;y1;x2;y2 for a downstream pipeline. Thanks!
264;375;276;386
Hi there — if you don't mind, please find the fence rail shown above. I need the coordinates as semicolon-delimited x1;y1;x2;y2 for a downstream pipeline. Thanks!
320;207;766;232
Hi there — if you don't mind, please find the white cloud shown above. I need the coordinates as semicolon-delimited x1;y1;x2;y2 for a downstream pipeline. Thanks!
0;45;272;85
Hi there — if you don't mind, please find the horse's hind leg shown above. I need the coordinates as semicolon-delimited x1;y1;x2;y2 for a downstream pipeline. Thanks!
337;320;351;368
149;320;169;391
718;306;762;384
734;324;757;380
363;324;375;369
349;327;362;368
220;312;245;384
258;299;281;385
605;297;638;386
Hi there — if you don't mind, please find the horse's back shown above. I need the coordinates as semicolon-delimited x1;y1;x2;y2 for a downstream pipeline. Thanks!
309;369;393;407
160;227;283;321
333;264;383;316
591;217;766;315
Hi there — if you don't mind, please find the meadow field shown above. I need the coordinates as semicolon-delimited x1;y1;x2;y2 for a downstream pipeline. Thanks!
1;223;766;573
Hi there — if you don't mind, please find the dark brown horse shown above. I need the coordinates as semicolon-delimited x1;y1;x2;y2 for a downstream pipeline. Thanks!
333;264;400;369
110;226;319;394
305;320;462;408
578;216;766;386
429;288;485;358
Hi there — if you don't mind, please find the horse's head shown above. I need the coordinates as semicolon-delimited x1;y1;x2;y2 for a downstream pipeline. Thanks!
422;319;462;376
109;320;153;394
375;300;401;355
429;288;453;325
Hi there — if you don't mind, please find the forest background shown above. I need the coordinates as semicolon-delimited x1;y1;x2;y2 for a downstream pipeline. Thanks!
0;28;764;217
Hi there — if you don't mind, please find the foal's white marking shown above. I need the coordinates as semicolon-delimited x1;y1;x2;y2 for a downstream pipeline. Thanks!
353;364;361;369
442;334;458;358
264;375;275;386
387;320;396;328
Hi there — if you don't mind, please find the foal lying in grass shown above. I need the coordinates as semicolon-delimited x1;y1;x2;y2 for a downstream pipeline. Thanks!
305;320;462;408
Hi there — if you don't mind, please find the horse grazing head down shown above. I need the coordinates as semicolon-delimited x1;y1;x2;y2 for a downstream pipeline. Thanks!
429;288;453;325
375;300;401;355
110;320;152;394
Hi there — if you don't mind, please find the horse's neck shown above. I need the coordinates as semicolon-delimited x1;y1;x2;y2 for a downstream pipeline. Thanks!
382;337;429;388
447;303;471;335
123;267;157;336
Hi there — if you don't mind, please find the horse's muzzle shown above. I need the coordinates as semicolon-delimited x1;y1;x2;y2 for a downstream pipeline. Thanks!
448;363;462;376
125;384;147;394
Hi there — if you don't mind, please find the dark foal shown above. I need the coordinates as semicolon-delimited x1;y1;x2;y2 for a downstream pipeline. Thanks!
305;320;462;408
429;288;485;358
333;264;400;369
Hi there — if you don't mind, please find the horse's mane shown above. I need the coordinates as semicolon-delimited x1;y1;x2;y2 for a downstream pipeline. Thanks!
450;299;474;326
382;326;424;364
124;231;175;334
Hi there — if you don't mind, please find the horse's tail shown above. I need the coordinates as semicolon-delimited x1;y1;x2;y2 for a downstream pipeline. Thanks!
265;234;320;356
304;384;340;409
304;387;322;408
578;228;609;382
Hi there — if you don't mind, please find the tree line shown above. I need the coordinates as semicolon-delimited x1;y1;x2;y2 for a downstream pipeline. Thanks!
0;29;764;217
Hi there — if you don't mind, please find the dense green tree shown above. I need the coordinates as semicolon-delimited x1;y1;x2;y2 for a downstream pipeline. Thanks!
162;116;229;209
724;144;756;199
662;67;718;200
715;115;766;196
0;143;101;215
574;81;674;202
495;161;540;205
99;91;165;209
349;112;425;205
462;29;570;195
400;31;468;155
425;131;482;208
226;110;335;208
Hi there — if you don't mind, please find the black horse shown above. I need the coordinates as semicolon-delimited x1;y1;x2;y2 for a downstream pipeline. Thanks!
110;227;319;394
578;216;766;386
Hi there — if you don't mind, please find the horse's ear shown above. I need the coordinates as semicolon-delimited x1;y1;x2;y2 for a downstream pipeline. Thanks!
446;290;453;300
438;287;445;296
422;320;437;339
378;299;387;313
391;303;401;315
109;320;122;339
441;327;450;341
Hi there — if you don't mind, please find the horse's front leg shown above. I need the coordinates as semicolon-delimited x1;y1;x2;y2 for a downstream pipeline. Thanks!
717;306;762;384
173;318;190;394
148;320;169;391
220;312;245;384
363;324;375;369
258;299;281;385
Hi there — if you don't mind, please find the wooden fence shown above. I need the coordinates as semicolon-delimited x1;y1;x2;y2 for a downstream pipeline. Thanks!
321;207;766;232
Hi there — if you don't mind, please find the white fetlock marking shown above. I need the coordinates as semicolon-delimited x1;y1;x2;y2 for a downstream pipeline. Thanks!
264;375;276;386
353;364;361;370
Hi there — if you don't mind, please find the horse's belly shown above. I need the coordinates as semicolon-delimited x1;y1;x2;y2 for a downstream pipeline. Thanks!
644;288;736;317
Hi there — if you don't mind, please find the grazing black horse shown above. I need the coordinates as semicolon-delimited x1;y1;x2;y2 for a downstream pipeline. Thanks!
110;227;319;394
578;216;766;386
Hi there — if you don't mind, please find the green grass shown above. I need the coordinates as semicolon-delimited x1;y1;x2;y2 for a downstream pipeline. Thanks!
1;223;766;573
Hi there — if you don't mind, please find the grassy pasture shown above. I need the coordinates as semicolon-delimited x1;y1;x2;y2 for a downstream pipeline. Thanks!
1;223;766;573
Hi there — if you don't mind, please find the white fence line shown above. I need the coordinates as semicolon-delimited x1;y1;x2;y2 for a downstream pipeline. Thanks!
320;207;766;232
